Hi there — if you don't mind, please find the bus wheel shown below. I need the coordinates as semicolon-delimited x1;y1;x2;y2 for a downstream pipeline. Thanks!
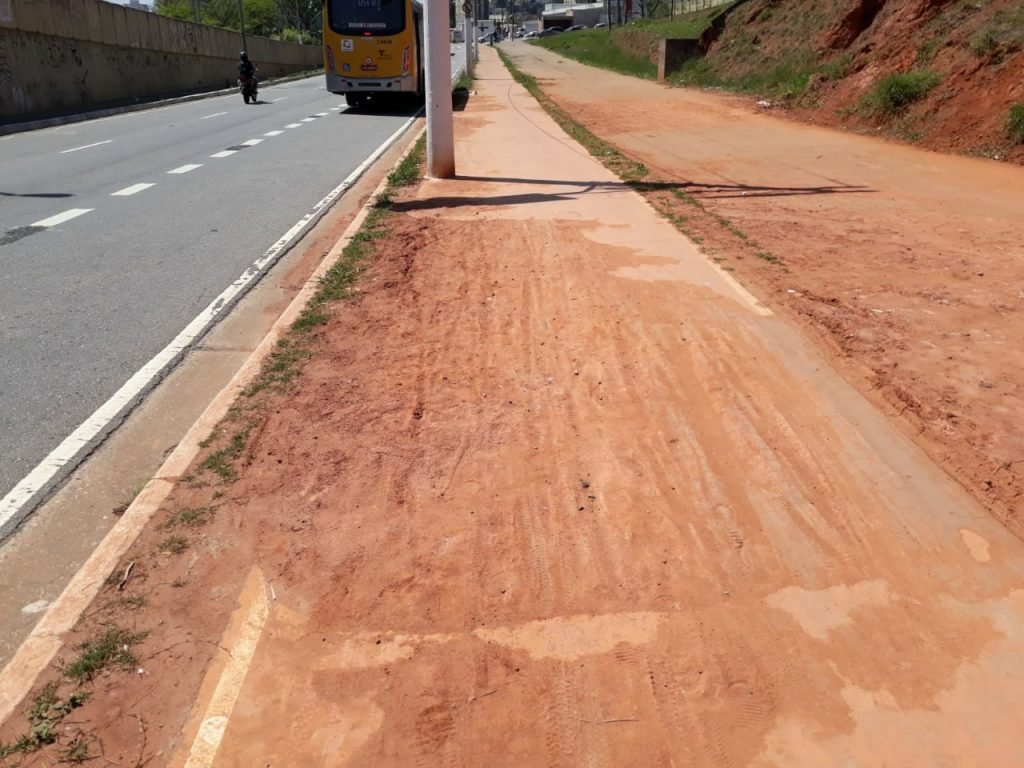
345;93;367;108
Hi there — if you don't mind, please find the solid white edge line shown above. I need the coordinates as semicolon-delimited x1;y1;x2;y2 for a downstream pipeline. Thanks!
0;110;421;536
111;183;156;197
201;111;229;119
168;163;203;174
31;208;94;227
59;139;112;154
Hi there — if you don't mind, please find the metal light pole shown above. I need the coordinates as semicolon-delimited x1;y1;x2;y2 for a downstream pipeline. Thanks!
425;0;455;177
462;1;474;79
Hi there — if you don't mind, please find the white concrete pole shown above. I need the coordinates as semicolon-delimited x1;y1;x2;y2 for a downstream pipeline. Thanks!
425;0;455;178
463;11;474;79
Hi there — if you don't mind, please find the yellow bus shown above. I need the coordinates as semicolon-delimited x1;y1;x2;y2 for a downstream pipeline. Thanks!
322;0;425;108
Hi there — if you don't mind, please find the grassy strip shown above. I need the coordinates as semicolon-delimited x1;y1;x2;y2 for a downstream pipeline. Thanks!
1006;104;1024;144
497;48;784;267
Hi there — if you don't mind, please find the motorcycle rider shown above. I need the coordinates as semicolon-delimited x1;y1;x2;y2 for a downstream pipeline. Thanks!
238;51;256;82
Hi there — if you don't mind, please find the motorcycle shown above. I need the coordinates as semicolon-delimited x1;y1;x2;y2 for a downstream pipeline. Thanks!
239;72;258;104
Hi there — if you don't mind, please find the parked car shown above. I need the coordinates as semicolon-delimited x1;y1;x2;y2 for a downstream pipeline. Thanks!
594;21;607;28
568;24;587;31
539;27;563;37
524;30;539;38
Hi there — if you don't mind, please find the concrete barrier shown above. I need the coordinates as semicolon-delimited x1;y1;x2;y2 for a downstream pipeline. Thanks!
0;0;322;123
657;38;701;81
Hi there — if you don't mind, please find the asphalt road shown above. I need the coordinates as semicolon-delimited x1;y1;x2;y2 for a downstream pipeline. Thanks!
0;54;461;525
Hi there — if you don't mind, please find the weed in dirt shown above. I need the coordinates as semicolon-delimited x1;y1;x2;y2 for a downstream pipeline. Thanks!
116;595;147;610
160;535;188;555
163;505;216;529
1006;104;1024;144
171;578;187;588
864;71;940;115
756;250;784;265
58;734;92;764
198;429;249;481
0;682;89;756
916;37;943;65
66;626;147;682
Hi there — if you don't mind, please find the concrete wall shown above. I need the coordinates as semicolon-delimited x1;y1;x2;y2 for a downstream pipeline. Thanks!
0;0;322;122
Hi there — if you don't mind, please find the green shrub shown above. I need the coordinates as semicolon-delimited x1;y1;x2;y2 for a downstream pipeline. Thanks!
866;71;940;114
1007;104;1024;144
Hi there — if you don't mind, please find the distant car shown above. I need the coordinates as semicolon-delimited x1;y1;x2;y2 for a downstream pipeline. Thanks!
594;22;607;28
478;34;489;42
568;24;586;31
524;30;539;38
539;27;563;37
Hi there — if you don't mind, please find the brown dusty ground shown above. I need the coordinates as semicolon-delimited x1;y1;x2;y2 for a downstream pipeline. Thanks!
4;48;1024;767
507;41;1024;540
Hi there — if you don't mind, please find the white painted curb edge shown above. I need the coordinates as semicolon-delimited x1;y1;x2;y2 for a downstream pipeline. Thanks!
0;122;428;726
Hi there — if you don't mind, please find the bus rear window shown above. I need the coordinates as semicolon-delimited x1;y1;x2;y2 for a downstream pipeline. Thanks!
329;0;405;36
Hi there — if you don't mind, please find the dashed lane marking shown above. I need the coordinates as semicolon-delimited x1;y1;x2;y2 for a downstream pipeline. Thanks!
59;140;112;154
300;117;317;123
241;139;263;146
284;123;302;128
263;130;284;137
201;111;229;120
168;164;202;174
111;183;155;197
31;208;94;227
210;150;236;158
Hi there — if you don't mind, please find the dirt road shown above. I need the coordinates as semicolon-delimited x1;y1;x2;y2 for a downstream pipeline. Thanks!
505;42;1024;539
4;49;1024;767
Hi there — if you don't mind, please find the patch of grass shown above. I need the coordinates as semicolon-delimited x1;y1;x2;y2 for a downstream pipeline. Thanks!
863;70;940;115
386;136;427;188
916;37;943;65
756;250;784;265
535;29;657;79
969;27;999;56
159;535;188;555
163;505;216;529
171;578;187;588
65;626;147;682
198;429;249;481
454;71;474;92
1006;103;1024;144
498;49;648;180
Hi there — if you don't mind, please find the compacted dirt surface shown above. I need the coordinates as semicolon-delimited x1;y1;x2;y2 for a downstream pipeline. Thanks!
4;49;1024;767
508;41;1024;539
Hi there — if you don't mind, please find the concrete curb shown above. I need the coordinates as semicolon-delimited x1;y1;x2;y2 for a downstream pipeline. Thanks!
0;70;321;137
0;122;426;725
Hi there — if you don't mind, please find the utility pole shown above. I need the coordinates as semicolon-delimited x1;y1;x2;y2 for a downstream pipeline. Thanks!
237;0;247;52
425;0;455;177
462;1;474;79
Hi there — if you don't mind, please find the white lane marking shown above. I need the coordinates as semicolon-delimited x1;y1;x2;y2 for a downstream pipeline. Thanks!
314;112;329;117
31;208;94;227
263;130;284;137
168;163;202;174
300;117;317;123
201;111;229;120
329;107;342;112
111;183;155;197
272;97;288;102
182;568;269;768
210;150;236;158
59;139;112;154
241;139;263;146
284;123;302;128
0;111;420;535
